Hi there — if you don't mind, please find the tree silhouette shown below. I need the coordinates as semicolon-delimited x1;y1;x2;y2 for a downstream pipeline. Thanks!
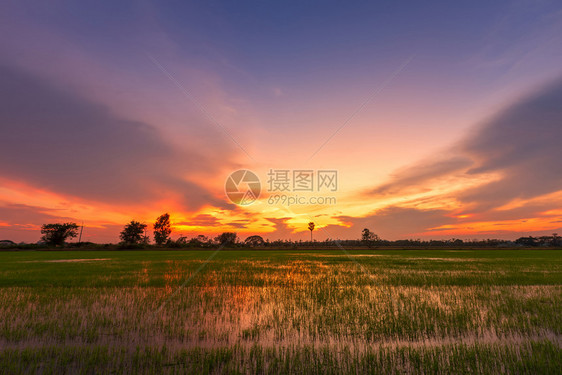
215;232;237;245
244;235;265;247
308;222;315;241
153;213;171;246
190;235;209;247
41;223;79;246
361;228;379;247
120;221;147;245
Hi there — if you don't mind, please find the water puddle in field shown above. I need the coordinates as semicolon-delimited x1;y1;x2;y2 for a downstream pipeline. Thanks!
406;257;479;262
303;254;390;258
23;258;110;263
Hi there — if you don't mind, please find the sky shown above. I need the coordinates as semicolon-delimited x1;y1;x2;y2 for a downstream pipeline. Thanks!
1;0;562;243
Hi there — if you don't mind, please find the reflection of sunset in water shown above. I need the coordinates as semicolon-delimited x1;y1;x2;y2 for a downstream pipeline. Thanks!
129;254;560;353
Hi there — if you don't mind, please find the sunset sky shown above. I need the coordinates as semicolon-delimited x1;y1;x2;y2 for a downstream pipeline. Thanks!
1;1;562;243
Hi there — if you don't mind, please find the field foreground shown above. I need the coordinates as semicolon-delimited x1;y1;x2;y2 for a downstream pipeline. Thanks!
0;248;560;374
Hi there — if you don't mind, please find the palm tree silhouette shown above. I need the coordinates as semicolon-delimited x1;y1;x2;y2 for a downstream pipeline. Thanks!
308;222;315;242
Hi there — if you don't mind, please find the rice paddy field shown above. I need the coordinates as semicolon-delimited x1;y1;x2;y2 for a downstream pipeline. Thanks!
0;248;560;374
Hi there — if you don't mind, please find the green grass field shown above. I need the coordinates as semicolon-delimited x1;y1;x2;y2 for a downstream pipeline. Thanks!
0;248;560;374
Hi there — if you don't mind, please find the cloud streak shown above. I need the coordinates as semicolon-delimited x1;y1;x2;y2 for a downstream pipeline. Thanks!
0;64;235;211
369;78;562;212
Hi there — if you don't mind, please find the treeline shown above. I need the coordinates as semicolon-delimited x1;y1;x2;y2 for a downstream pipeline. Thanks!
1;214;560;249
3;236;561;250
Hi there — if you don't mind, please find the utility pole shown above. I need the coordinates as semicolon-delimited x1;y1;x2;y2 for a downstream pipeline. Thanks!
78;221;84;243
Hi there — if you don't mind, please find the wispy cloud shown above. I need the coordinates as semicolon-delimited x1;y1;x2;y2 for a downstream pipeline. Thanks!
368;78;562;211
0;65;238;212
350;78;562;237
